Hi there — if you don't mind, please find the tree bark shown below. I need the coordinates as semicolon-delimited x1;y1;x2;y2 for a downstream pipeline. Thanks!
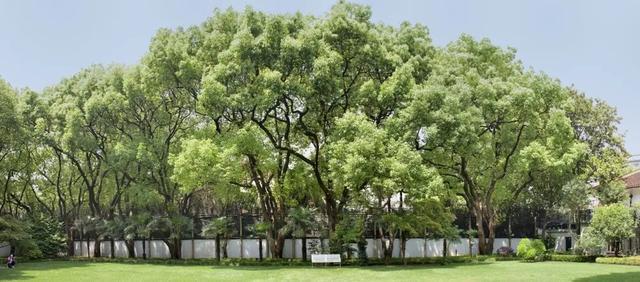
258;237;263;261
142;237;147;259
125;240;135;258
110;238;115;258
302;235;307;261
215;235;220;261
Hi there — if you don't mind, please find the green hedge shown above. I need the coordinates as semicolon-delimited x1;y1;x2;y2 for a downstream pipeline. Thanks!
548;254;598;263
596;256;640;266
66;255;518;266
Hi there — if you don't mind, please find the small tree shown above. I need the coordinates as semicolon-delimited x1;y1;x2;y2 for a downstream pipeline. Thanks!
590;203;635;256
250;221;270;261
202;217;234;260
516;238;546;261
124;213;152;259
72;217;92;258
104;217;127;258
331;215;363;261
284;207;316;261
574;227;605;256
0;216;34;257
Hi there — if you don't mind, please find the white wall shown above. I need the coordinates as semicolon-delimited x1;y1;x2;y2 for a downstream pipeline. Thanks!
73;237;531;259
0;242;11;256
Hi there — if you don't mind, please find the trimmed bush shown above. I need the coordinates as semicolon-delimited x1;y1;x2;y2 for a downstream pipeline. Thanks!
516;239;546;261
66;255;519;266
549;254;598;263
596;256;640;266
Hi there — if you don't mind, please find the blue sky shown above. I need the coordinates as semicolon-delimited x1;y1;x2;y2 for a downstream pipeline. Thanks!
1;0;639;153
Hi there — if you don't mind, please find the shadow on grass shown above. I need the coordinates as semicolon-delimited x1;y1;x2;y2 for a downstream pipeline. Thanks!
573;271;640;282
211;261;497;272
0;261;93;281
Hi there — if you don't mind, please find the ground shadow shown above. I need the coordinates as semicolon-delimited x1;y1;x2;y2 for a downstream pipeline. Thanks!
573;270;640;282
0;261;92;281
210;260;496;272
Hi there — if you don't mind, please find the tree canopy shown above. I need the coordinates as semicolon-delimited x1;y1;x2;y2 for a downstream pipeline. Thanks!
0;1;629;258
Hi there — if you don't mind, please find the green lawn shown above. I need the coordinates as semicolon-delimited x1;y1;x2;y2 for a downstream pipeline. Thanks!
1;260;639;281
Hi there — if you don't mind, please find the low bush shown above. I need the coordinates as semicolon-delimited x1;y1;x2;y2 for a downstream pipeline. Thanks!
596;256;640;266
66;255;519;266
496;246;514;257
548;254;598;263
516;239;546;262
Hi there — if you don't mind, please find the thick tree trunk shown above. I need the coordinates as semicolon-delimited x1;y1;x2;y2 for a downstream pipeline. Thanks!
163;238;181;259
222;237;229;258
110;238;115;258
473;202;496;255
125;240;135;258
302;236;307;261
215;235;220;261
383;238;394;265
443;238;448;259
94;237;101;258
66;225;75;257
268;232;285;258
86;237;90;258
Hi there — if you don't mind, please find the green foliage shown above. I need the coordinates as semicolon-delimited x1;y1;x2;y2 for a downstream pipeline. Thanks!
330;215;363;256
590;204;635;251
516;239;546;261
574;227;606;256
0;1;630;263
596;256;640;266
549;254;598;263
0;216;30;243
201;217;234;238
0;216;43;259
284;207;316;238
28;216;66;258
596;181;628;205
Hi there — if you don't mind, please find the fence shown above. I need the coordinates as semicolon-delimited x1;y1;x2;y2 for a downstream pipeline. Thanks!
0;242;10;257
73;237;572;259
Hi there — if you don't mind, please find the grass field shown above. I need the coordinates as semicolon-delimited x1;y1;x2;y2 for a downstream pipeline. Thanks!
1;260;639;281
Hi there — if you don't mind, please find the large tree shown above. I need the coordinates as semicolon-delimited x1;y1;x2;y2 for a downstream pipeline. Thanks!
402;36;586;254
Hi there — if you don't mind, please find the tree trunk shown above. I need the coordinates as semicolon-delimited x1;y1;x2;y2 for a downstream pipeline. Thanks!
222;237;228;258
384;238;394;265
302;236;307;261
473;201;496;255
443;238;448;259
258;237;263;261
142;237;147;259
215;235;220;261
268;232;285;258
110;238;115;259
66;223;75;257
291;238;295;259
474;210;489;255
508;214;512;251
125;240;135;258
86;236;90;258
401;235;407;265
94;236;101;258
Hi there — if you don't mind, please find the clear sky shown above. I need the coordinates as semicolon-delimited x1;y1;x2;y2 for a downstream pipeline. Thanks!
1;0;639;153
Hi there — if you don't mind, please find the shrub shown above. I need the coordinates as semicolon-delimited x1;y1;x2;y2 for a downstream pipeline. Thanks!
29;216;66;258
596;256;640;266
549;254;598;263
573;227;605;256
496;246;514;257
66;255;519;266
516;239;546;261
